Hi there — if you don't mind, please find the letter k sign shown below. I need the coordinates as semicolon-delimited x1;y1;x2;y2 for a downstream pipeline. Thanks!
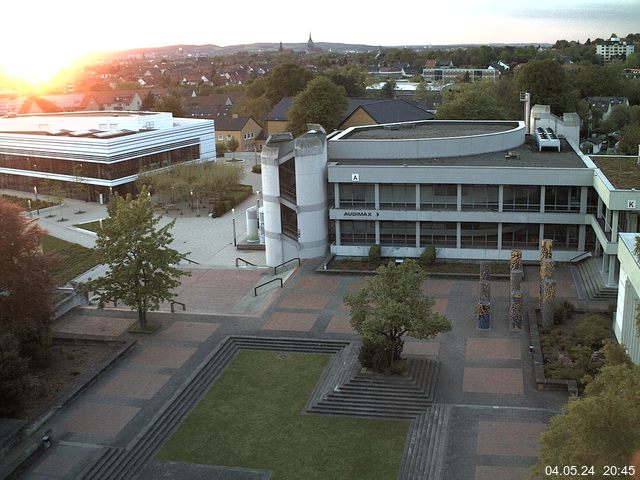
351;173;359;182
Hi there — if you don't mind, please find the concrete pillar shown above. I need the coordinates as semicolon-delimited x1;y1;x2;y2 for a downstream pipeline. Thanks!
602;252;608;274
415;222;420;248
540;186;546;213
509;291;523;330
374;183;380;210
608;255;617;287
261;144;284;267
477;301;491;330
578;224;586;251
612;210;619;241
539;224;544;244
335;220;341;247
629;212;638;233
541;279;556;329
597;196;603;219
498;185;504;213
580;186;588;215
605;208;611;233
375;221;380;245
456;222;461;249
415;184;420;211
497;223;503;250
334;183;340;209
457;184;462;211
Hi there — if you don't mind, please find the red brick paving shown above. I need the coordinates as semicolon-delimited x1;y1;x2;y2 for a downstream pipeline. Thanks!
262;312;318;332
404;341;440;356
423;279;453;296
466;338;521;360
62;403;140;436
131;345;196;369
462;367;524;394
33;450;85;476
159;321;219;342
476;421;547;456
325;315;355;334
53;315;136;337
278;292;330;310
475;466;532;480
296;275;340;291
432;298;448;314
98;371;171;400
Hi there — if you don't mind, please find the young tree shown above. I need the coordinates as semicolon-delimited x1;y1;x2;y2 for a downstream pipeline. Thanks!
85;186;188;328
380;80;396;99
287;77;348;136
437;82;505;120
533;343;640;477
0;198;55;363
226;137;240;153
0;333;30;417
344;260;452;372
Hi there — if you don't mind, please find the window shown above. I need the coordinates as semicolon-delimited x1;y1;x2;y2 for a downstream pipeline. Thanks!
99;123;108;130
461;185;499;211
380;221;416;246
340;220;376;245
227;135;232;141
420;184;457;210
218;135;224;141
281;204;298;239
544;186;580;212
279;158;296;202
379;184;415;209
502;223;539;248
339;184;375;208
420;222;457;247
503;186;540;212
544;224;578;249
460;223;498;248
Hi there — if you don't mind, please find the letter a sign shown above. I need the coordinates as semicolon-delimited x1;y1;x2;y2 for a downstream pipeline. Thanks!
351;173;360;182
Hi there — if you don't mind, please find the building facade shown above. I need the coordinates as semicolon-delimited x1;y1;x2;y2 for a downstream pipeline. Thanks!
615;232;640;363
0;111;215;201
596;36;635;62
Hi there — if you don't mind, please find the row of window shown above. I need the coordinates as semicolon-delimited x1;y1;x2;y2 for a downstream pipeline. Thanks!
337;184;595;213
216;132;256;142
339;221;583;250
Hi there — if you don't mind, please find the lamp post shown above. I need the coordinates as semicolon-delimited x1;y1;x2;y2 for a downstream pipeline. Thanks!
232;208;237;246
33;185;38;202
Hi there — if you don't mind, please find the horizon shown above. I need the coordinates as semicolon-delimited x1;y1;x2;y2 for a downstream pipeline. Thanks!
2;0;639;84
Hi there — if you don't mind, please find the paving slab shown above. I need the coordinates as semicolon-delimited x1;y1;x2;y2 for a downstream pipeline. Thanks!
477;421;547;457
324;314;356;334
61;403;140;437
262;312;318;332
131;345;197;369
466;338;521;360
159;321;219;342
463;367;524;395
278;292;330;310
98;371;171;400
404;341;440;356
295;275;341;292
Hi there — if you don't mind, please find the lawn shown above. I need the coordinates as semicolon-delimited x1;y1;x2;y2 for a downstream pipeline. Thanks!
329;257;510;275
73;220;105;233
158;350;410;480
1;194;57;211
41;235;102;285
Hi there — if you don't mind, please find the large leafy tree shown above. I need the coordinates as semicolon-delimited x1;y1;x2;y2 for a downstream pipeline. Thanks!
264;63;313;105
344;260;452;372
85;186;187;327
287;77;348;136
516;58;573;115
533;342;640;477
0;198;55;362
436;82;506;120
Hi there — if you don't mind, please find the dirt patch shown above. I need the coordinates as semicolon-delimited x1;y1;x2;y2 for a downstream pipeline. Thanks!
328;257;509;274
19;341;122;421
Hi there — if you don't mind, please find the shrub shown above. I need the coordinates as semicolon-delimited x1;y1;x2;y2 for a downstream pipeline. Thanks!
252;164;262;174
553;301;574;325
574;314;611;349
0;333;30;417
358;338;404;374
419;245;436;267
368;244;381;263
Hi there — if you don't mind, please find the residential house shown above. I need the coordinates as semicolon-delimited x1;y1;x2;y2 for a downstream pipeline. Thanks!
215;116;263;151
596;35;635;62
586;96;630;119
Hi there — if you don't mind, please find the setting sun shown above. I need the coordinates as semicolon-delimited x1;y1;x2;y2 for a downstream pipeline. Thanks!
2;48;81;86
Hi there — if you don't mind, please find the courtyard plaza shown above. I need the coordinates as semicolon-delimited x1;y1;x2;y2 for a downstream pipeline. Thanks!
12;252;578;480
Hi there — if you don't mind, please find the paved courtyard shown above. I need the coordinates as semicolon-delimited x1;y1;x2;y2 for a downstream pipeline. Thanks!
16;259;575;480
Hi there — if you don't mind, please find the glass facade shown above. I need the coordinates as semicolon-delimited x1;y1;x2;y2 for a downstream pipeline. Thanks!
420;222;457;247
460;223;499;248
340;220;376;245
502;223;540;248
503;185;541;212
278;158;296;203
339;184;375;208
544;186;581;212
461;185;499;211
380;221;416;246
420;184;457;210
379;184;415;209
544;224;579;249
281;204;298;239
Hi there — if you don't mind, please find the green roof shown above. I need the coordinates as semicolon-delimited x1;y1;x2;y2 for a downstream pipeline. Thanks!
593;156;640;190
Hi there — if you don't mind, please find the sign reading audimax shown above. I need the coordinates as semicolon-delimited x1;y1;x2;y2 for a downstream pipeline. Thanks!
342;210;380;217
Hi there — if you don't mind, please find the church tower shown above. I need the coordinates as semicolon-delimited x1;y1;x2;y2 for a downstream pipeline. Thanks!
307;33;314;53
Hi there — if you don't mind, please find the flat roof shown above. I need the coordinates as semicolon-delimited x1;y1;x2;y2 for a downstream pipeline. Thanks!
331;137;587;169
592;156;640;189
341;121;519;140
8;111;158;118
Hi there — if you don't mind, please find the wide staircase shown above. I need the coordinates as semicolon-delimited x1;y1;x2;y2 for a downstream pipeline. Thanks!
573;257;618;301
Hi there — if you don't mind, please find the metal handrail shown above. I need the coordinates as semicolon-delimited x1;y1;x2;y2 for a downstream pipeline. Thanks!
273;257;300;275
181;255;201;265
170;300;186;313
236;257;257;267
569;251;593;263
254;277;283;296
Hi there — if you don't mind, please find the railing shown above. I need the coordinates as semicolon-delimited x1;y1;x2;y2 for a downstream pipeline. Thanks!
569;251;593;263
181;256;200;265
236;257;257;267
254;278;283;296
274;257;300;275
170;300;186;313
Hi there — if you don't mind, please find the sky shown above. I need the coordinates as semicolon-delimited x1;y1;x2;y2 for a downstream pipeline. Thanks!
1;0;639;83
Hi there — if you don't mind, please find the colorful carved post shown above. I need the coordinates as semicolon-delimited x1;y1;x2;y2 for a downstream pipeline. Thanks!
541;279;556;328
480;262;491;282
539;258;555;307
540;239;553;262
479;280;491;302
477;300;490;330
510;249;523;272
510;269;523;294
509;291;523;330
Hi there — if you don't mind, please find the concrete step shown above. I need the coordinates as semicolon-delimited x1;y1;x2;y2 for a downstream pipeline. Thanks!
308;404;420;419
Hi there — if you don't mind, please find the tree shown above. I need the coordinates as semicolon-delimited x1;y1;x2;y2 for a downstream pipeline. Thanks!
154;94;184;117
380;80;396;99
344;260;452;372
618;124;640;155
0;198;55;363
516;58;573;115
85;186;188;328
601;103;631;133
226;137;240;153
0;333;30;417
287;77;348;136
325;66;367;97
233;96;271;126
437;82;505;120
533;343;640;477
264;63;313;105
141;91;156;111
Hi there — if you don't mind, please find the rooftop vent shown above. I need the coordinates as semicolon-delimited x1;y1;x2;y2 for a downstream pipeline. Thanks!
535;127;560;152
